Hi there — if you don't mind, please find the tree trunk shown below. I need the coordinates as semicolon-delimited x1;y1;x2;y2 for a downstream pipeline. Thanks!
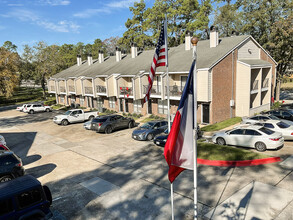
41;76;46;99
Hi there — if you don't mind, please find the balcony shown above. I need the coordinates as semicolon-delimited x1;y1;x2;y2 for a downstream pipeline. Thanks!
68;85;75;93
251;80;258;94
59;86;66;93
119;86;133;96
50;86;55;92
143;85;161;95
96;85;106;94
85;86;93;94
165;85;183;96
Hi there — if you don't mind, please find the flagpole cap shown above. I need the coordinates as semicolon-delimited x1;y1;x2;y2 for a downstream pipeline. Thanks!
191;37;199;46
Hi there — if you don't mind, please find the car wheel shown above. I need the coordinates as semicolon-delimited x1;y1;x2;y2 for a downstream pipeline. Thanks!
128;121;134;128
147;133;154;141
0;175;12;182
29;110;34;114
255;142;267;152
216;137;226;145
89;116;94;121
61;119;69;126
105;126;113;134
45;108;50;112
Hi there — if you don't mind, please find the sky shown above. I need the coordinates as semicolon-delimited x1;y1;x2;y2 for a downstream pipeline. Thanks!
0;0;155;54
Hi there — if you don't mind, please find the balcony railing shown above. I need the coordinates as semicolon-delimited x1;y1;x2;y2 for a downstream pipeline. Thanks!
251;80;258;91
119;86;133;96
262;78;269;88
68;85;75;93
59;86;66;93
85;86;93;94
143;85;161;95
165;85;183;96
96;85;106;93
50;86;55;92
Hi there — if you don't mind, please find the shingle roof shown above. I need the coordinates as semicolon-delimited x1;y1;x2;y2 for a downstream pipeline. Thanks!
51;35;251;79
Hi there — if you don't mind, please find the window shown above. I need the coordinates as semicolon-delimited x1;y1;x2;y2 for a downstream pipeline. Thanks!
158;100;168;114
259;127;275;135
133;100;142;113
181;76;188;89
17;189;42;209
230;129;244;135
264;123;274;129
277;121;290;128
282;112;291;117
258;116;269;120
60;96;65;103
250;116;259;120
245;129;261;136
109;97;115;109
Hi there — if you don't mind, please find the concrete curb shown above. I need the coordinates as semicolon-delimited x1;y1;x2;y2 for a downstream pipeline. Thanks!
197;157;281;167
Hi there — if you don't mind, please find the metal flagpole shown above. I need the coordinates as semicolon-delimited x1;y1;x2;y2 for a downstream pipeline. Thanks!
164;15;174;220
192;36;199;220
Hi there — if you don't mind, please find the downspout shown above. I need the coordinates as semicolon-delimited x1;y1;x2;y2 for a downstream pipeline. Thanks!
231;51;234;118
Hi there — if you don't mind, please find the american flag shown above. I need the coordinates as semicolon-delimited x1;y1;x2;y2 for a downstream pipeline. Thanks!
144;21;168;103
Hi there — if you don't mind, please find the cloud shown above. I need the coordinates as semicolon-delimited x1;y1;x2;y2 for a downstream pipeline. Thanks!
39;0;70;6
105;0;136;8
3;9;80;33
73;8;111;18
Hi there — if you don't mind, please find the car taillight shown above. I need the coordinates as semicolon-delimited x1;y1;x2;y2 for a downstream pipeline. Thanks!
291;133;293;135
16;162;22;167
98;123;103;126
0;144;8;151
270;137;281;141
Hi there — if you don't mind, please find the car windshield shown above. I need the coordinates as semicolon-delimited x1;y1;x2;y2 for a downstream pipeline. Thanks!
141;122;155;129
285;109;293;114
277;121;290;128
269;115;280;120
259;127;275;135
64;111;72;115
93;118;107;123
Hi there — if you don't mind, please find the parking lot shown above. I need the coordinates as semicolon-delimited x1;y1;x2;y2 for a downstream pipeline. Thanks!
1;109;293;219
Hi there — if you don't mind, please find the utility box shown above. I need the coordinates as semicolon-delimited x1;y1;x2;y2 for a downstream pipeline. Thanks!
230;100;235;107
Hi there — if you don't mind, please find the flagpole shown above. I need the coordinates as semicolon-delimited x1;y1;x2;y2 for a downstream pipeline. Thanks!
192;36;199;220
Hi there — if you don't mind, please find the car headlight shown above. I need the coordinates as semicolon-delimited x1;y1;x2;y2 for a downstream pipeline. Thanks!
140;132;146;136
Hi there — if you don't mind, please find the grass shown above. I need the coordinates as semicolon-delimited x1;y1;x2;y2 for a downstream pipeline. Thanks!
0;87;48;107
201;117;242;132
198;142;268;161
140;114;166;123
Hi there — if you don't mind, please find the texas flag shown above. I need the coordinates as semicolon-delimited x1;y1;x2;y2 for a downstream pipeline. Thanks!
164;60;195;183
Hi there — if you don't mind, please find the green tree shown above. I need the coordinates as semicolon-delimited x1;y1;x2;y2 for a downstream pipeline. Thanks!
3;41;17;52
0;47;20;97
20;44;36;87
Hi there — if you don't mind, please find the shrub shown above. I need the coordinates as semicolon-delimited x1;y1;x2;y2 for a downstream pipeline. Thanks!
271;101;281;110
44;99;56;106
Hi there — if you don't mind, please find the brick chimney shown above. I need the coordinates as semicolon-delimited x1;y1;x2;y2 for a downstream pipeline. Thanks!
87;54;93;66
210;26;219;48
98;50;104;63
116;47;122;62
185;30;191;51
131;43;137;58
77;55;82;66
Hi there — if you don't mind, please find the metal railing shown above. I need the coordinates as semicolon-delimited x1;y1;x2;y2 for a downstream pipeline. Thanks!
165;85;183;96
119;86;133;96
262;78;269;88
50;86;55;92
85;86;93;94
143;85;161;95
96;85;106;93
68;85;75;92
59;86;66;93
251;80;258;91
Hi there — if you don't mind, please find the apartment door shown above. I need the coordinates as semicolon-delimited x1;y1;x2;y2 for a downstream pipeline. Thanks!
202;104;210;124
119;99;123;112
125;99;129;112
96;97;103;112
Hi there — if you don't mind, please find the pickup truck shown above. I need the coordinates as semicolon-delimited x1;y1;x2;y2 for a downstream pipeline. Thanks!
53;109;99;126
23;104;52;114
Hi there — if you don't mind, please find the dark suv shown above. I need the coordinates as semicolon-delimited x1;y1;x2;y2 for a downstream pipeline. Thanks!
0;151;25;182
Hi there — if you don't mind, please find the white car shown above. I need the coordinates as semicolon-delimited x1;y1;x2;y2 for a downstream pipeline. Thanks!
16;104;28;111
23;104;52;114
254;120;293;140
53;109;99;126
0;135;6;146
242;114;293;126
212;125;284;151
83;120;92;130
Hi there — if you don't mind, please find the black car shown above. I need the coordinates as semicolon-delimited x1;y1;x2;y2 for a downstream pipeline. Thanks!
0;151;25;182
91;114;135;134
267;109;293;121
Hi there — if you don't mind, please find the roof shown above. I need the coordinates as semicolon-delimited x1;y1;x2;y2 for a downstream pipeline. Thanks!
0;175;41;199
51;35;273;79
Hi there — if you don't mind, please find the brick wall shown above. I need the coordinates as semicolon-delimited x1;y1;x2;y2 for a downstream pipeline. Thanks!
128;99;134;113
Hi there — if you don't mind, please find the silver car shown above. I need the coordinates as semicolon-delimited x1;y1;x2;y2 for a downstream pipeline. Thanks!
241;114;293;126
212;125;284;151
254;120;293;140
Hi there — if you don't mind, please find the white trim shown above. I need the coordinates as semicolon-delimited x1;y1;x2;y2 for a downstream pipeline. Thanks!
95;75;107;78
115;75;135;79
106;73;120;80
237;60;272;69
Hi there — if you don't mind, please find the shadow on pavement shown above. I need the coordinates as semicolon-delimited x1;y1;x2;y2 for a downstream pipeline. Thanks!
26;163;57;179
22;154;42;166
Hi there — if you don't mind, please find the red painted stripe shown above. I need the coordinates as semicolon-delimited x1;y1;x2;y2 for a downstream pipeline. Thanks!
197;157;281;167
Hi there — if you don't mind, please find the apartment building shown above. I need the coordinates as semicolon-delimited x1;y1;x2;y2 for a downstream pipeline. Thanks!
48;29;277;124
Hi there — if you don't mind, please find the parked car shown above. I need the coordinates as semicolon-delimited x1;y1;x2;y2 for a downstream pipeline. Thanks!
16;104;28;111
91;115;135;134
83;120;92;130
211;124;284;151
0;144;10;151
0;175;52;220
267;109;293;121
242;114;293;126
254;120;293;140
0;135;6;146
53;109;99;126
23;104;52;114
0;151;25;182
132;120;168;141
153;126;203;147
